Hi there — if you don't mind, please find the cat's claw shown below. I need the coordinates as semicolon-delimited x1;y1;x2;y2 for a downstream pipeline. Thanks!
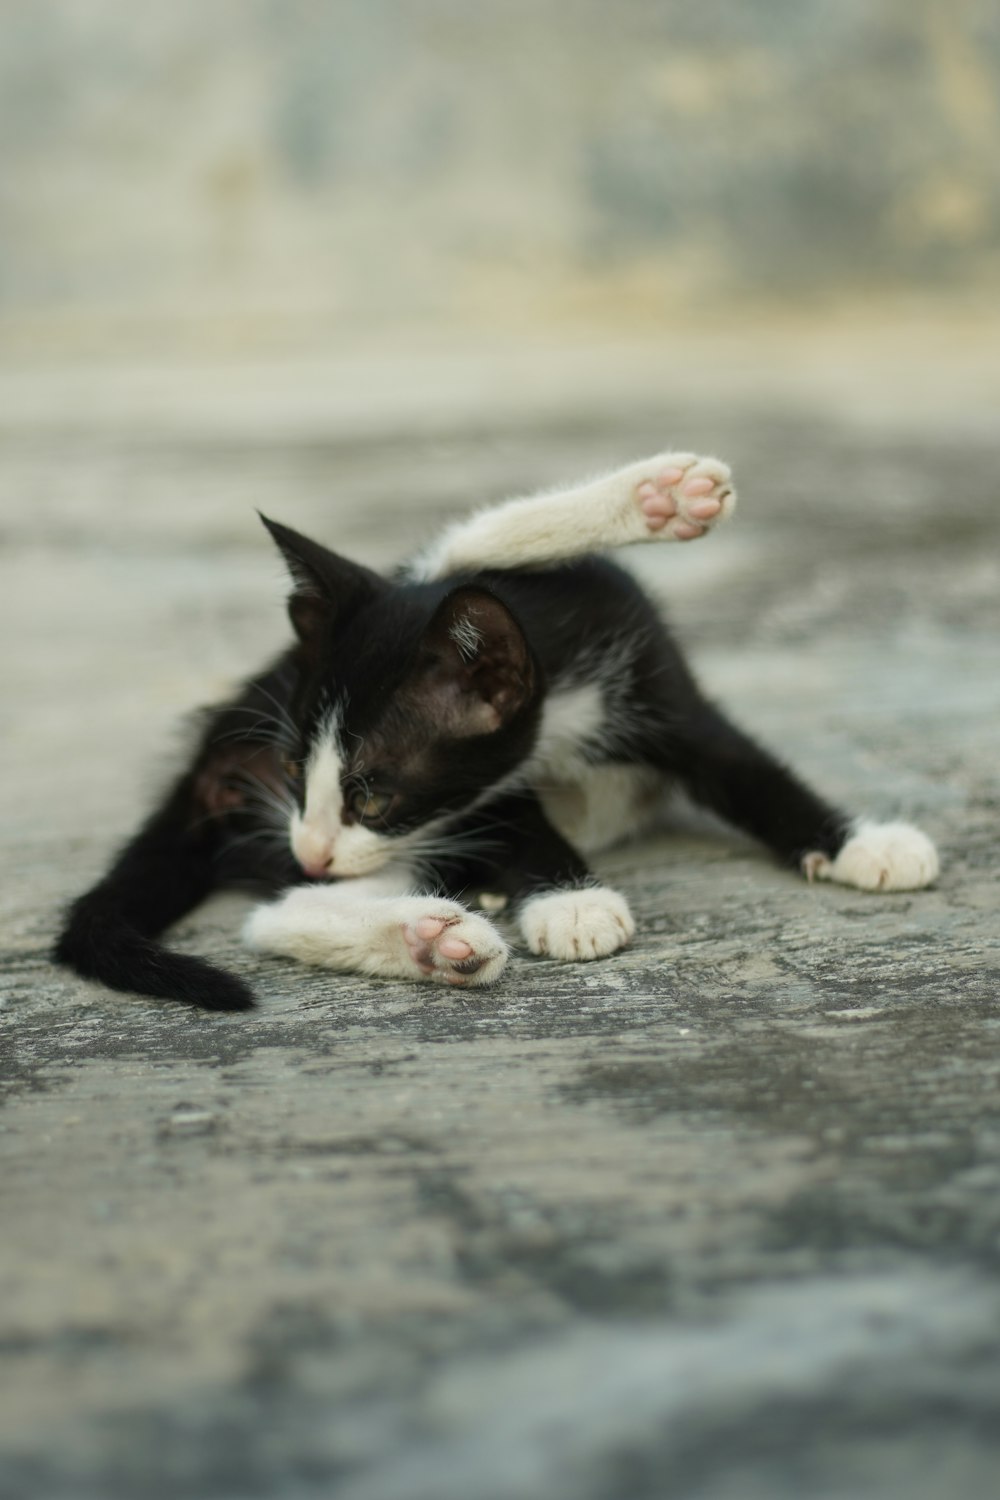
634;454;735;542
519;886;635;962
402;909;508;986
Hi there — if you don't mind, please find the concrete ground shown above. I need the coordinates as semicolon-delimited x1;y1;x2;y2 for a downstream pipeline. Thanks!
2;328;999;1499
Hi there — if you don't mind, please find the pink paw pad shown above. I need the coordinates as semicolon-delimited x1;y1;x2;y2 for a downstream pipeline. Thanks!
634;457;734;542
636;478;678;533
681;476;715;497
403;914;488;980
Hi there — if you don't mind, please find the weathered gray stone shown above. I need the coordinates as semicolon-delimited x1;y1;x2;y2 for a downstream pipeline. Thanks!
1;336;999;1498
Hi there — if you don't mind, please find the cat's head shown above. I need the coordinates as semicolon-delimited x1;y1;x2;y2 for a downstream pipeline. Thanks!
263;517;542;878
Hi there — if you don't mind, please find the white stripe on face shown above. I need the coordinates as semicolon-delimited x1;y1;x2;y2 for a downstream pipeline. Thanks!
290;717;344;875
290;713;396;878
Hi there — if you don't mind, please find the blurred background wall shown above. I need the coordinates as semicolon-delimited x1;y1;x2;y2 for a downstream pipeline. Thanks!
2;0;999;356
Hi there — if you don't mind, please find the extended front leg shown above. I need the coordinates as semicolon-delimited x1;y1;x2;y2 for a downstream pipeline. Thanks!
243;869;509;986
408;452;736;580
655;702;939;892
438;791;636;962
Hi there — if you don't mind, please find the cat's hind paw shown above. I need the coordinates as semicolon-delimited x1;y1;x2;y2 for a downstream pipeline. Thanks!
401;906;509;986
634;454;735;542
519;886;635;961
803;821;939;892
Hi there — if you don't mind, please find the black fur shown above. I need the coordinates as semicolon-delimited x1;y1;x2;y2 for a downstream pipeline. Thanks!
55;526;848;1009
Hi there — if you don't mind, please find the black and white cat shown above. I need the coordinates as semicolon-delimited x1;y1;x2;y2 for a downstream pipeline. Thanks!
55;451;939;1010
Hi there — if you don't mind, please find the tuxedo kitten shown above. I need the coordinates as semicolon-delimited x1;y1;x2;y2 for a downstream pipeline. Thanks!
55;452;939;1010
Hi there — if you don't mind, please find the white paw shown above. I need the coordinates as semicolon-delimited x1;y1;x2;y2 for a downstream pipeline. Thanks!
803;821;939;893
634;453;736;542
400;903;509;986
519;886;635;961
243;886;509;987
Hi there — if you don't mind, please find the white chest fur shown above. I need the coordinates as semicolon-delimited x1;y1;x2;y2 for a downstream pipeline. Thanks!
528;684;663;854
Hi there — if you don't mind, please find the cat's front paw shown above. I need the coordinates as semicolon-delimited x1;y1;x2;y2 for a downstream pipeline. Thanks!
519;886;635;961
401;905;509;986
803;821;939;892
634;453;735;542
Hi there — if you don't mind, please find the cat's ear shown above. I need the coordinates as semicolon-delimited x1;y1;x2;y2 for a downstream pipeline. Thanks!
259;514;382;647
413;587;537;736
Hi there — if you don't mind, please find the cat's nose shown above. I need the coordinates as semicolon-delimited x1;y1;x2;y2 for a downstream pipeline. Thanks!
289;822;335;876
292;826;334;877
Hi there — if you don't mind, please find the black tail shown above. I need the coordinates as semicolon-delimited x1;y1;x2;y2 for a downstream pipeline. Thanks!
55;896;255;1011
54;776;256;1012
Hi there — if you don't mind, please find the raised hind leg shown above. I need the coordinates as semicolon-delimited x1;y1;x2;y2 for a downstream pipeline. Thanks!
408;451;736;580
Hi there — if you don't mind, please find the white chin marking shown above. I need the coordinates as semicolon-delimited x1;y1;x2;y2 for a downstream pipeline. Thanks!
803;821;939;893
519;886;635;961
329;822;396;876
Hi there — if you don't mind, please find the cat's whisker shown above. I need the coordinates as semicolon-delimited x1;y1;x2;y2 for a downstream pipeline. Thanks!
401;828;512;869
221;704;288;729
213;723;288;750
220;827;290;859
227;770;296;827
245;681;299;742
215;705;294;741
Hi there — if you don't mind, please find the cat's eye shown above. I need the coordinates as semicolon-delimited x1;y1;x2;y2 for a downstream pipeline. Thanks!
351;789;393;820
282;756;302;781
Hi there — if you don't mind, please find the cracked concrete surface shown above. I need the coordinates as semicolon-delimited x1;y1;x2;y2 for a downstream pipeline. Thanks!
2;331;999;1499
